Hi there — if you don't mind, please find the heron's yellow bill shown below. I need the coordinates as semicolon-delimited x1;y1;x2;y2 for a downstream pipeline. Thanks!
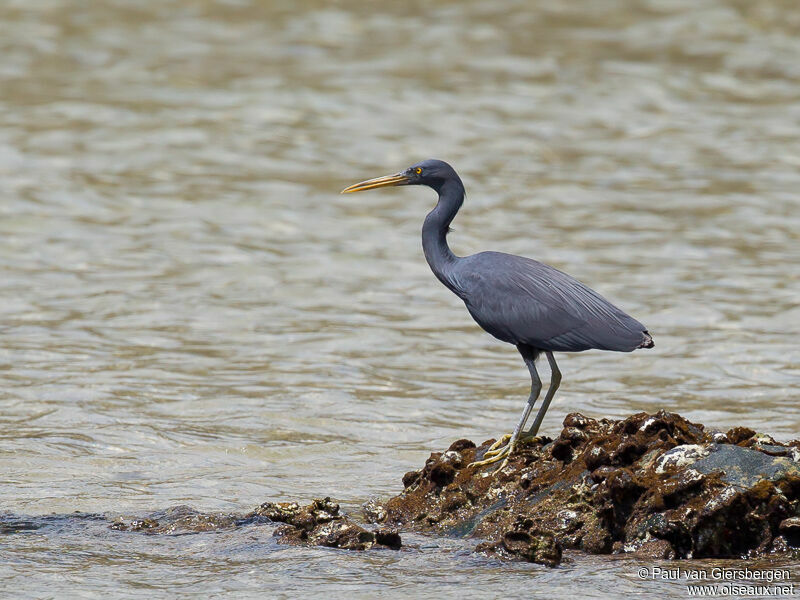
341;173;409;193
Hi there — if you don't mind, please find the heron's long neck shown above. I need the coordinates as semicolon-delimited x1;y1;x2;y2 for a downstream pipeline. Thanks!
422;178;464;292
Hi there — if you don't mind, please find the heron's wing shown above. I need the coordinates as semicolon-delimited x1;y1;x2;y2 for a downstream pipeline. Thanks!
453;252;647;352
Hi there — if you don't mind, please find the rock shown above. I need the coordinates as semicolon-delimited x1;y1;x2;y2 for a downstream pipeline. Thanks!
652;445;710;473
726;426;756;445
476;527;562;567
249;497;401;551
633;538;676;559
379;411;800;562
362;497;388;523
109;498;401;552
110;505;240;534
779;517;800;547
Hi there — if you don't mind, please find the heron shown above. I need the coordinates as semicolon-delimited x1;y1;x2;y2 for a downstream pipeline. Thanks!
341;159;653;469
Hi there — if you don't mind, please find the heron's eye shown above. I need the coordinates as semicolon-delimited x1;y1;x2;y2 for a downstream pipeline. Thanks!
414;167;422;175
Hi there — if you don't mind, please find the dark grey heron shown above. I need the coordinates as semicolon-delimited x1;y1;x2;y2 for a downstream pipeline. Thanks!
341;159;653;469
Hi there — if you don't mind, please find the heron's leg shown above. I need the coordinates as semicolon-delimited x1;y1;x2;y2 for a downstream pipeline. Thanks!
484;347;541;456
524;351;561;438
468;346;542;468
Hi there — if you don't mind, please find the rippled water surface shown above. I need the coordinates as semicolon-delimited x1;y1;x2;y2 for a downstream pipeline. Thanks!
1;0;799;597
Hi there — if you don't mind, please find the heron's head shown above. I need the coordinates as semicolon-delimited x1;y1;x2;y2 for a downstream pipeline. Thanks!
341;159;459;195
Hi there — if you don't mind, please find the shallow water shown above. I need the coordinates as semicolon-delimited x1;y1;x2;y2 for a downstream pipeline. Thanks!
1;0;799;597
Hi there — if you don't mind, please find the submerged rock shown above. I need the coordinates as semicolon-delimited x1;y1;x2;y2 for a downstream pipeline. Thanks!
109;497;402;552
377;411;800;563
110;505;241;534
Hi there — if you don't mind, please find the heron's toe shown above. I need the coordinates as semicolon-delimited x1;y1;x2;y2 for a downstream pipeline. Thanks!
468;447;508;468
482;434;512;457
468;439;516;469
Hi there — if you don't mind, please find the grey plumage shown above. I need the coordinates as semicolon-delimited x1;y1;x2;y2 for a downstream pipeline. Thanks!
341;158;654;469
450;251;653;353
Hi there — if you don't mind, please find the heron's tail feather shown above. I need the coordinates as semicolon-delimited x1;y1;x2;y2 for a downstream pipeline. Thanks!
638;331;654;349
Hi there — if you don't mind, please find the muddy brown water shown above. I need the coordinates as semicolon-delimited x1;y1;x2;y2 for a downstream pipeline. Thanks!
1;0;799;597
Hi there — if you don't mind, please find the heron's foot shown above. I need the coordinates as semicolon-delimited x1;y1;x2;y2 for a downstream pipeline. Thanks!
467;433;544;469
468;433;520;469
468;441;513;468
